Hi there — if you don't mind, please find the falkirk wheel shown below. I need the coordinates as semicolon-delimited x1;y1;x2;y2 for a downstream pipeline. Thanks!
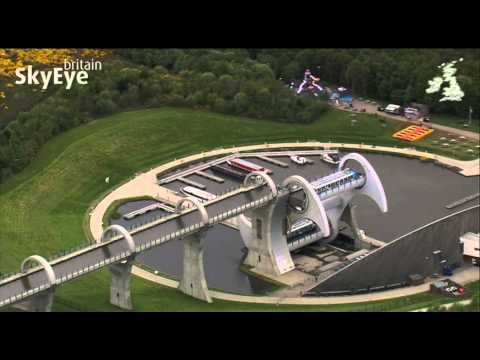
238;152;388;277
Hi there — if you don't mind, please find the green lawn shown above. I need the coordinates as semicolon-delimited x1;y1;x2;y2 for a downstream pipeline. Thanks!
429;113;480;134
0;106;478;311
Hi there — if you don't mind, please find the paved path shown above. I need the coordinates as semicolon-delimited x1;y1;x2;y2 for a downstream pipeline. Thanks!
133;265;479;306
344;100;480;141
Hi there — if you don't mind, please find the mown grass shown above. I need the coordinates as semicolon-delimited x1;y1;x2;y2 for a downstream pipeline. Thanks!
429;113;480;134
0;106;478;311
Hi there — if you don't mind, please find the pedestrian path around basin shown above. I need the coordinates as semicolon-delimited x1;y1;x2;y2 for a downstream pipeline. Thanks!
132;266;479;306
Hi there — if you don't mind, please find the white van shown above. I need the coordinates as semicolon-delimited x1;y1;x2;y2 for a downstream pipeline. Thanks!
384;104;403;115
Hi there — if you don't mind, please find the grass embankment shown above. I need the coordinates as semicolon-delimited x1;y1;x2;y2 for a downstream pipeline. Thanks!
0;107;478;311
429;113;480;134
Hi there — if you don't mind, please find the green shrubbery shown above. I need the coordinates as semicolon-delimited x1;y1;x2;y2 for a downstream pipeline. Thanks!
255;48;480;119
0;50;330;183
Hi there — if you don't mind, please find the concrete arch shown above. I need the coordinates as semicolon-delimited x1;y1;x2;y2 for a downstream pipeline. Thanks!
21;255;56;287
244;171;278;198
176;197;209;225
242;174;333;276
282;175;331;238
338;153;388;213
102;224;136;255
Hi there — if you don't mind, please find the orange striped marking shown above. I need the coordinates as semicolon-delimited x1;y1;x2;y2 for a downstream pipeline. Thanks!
392;125;434;142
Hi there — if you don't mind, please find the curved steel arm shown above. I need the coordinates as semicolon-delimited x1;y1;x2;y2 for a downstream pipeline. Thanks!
21;255;57;287
176;197;209;225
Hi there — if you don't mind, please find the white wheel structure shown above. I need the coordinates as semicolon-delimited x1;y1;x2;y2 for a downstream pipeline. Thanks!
243;171;278;198
338;153;388;213
101;224;136;255
21;255;57;287
282;175;331;238
176;197;209;226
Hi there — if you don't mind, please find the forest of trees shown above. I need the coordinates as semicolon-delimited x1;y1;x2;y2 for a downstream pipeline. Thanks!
0;48;478;184
252;48;479;117
0;49;328;183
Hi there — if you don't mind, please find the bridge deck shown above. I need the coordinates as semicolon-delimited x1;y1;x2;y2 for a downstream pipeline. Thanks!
0;183;273;307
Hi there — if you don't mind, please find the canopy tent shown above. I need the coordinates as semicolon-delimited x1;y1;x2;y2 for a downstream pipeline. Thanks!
330;87;353;104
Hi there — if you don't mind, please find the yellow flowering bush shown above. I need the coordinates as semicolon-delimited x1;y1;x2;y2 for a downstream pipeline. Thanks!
0;48;110;112
0;48;110;77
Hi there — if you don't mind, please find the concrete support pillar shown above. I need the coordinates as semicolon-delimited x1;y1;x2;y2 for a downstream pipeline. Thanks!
110;259;134;310
243;202;295;276
178;234;212;303
340;204;365;249
16;288;55;312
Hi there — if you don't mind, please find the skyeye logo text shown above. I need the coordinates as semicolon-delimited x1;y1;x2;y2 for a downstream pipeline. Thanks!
15;59;102;90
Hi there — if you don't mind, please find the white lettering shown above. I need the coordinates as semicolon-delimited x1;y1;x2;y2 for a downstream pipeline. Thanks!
40;70;53;90
13;59;101;89
27;65;40;85
53;67;64;86
63;70;75;90
15;67;26;84
63;59;71;70
77;71;89;85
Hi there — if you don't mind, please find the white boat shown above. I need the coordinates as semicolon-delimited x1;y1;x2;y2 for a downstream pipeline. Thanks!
180;186;216;202
321;152;340;165
227;158;272;174
290;155;307;165
288;219;315;237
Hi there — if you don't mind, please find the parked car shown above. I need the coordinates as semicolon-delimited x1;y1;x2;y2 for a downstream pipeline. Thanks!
384;104;403;115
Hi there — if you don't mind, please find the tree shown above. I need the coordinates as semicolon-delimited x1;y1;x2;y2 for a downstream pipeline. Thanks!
213;98;228;113
403;84;414;104
217;75;237;99
251;63;275;81
308;102;328;120
281;61;301;81
95;98;118;115
346;60;369;96
256;87;272;109
391;89;405;105
233;92;248;114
